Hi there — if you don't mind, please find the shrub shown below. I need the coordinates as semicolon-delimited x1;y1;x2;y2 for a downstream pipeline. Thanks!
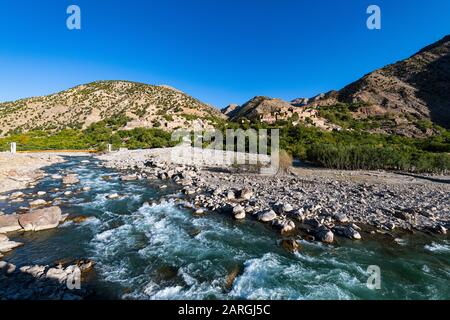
277;149;293;175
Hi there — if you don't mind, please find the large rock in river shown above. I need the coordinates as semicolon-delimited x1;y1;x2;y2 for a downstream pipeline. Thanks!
18;206;62;232
0;215;22;233
257;210;277;222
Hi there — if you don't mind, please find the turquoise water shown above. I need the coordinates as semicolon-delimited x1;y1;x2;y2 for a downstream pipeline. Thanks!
1;157;449;299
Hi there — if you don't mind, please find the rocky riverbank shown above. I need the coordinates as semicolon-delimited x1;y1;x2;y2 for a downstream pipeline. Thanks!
98;147;450;247
0;155;96;299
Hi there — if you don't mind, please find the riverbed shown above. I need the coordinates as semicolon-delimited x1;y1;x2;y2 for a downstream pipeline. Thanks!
1;156;449;299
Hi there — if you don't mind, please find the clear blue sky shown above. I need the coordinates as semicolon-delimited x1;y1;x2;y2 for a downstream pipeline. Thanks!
0;0;449;108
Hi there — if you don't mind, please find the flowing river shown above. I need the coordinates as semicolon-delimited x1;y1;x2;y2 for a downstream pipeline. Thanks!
1;157;449;299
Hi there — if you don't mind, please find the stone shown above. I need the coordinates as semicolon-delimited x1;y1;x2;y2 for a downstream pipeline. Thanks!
18;206;62;232
63;174;80;185
385;222;396;230
37;191;47;196
272;218;295;233
29;199;47;208
257;210;277;222
106;193;120;199
226;191;235;200
282;203;294;213
289;209;305;221
281;239;301;253
334;213;349;223
195;209;204;215
0;261;16;275
232;205;245;215
238;188;253;200
393;211;409;221
0;215;22;233
121;175;138;181
45;267;70;284
432;225;447;235
64;191;72;196
82;187;91;192
0;239;23;253
304;218;321;229
51;174;63;180
234;211;246;220
334;225;362;240
68;216;90;224
9;191;24;200
20;265;46;278
315;227;334;244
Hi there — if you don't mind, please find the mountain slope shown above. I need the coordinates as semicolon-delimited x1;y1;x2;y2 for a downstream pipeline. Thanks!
0;80;225;136
226;96;294;123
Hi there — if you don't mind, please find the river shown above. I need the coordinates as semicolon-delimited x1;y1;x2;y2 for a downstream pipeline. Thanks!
1;156;449;299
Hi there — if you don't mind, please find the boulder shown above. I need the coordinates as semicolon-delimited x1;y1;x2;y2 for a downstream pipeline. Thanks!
257;210;277;222
9;191;24;200
0;215;22;233
62;174;80;185
281;239;301;253
0;239;23;254
304;218;321;229
195;208;205;215
272;218;295;233
0;261;16;275
280;203;294;214
37;191;47;196
234;211;246;220
334;213;349;223
106;193;120;199
18;206;62;232
333;225;362;240
120;175;138;181
67;215;90;224
233;205;246;220
20;265;46;278
226;191;236;200
435;225;447;235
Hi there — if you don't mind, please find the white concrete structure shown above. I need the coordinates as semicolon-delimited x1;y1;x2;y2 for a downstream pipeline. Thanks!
10;142;17;154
